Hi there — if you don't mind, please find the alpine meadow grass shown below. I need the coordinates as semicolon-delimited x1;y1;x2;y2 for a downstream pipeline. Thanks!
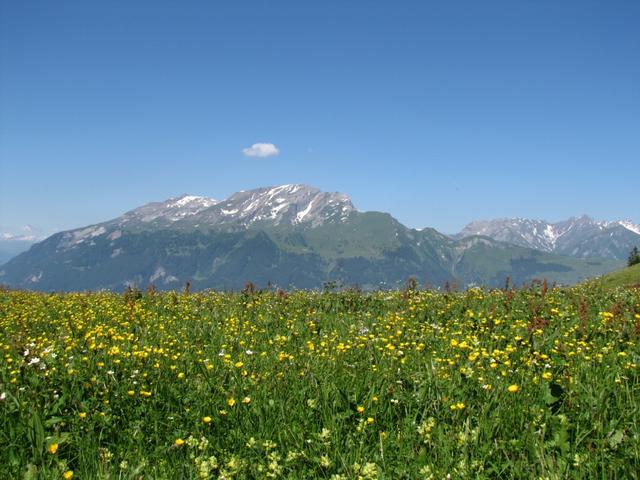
1;284;639;479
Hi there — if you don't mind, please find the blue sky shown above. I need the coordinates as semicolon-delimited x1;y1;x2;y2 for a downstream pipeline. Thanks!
1;0;638;235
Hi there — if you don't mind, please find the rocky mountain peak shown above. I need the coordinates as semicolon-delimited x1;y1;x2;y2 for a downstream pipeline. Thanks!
122;194;218;224
197;184;355;227
457;215;640;259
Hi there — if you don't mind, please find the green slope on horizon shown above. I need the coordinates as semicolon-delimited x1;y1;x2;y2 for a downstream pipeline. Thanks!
453;238;624;287
591;263;640;289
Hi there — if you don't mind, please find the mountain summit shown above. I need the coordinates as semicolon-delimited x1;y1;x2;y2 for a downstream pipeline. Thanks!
194;184;355;228
112;184;353;230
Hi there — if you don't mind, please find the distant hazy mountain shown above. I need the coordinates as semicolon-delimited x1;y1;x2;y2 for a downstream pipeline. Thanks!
457;216;640;260
0;185;623;291
0;240;34;266
0;226;48;265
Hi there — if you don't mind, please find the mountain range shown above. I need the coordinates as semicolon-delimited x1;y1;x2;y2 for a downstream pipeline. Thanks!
458;216;640;260
1;184;634;291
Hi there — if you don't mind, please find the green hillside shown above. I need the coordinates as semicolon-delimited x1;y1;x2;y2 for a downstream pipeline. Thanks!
451;238;623;287
593;263;640;289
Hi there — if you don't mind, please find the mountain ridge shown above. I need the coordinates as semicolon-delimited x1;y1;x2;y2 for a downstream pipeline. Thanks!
456;216;640;260
0;185;627;291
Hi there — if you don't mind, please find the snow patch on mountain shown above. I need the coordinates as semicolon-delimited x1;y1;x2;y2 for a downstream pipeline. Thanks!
28;271;43;283
123;194;218;223
543;224;560;247
296;198;315;222
70;226;106;244
168;195;215;209
618;220;640;236
149;266;179;284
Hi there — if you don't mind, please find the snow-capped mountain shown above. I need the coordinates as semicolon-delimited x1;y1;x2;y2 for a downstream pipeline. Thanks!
105;184;353;230
458;218;560;252
121;194;219;225
457;216;640;260
195;184;354;228
52;185;354;251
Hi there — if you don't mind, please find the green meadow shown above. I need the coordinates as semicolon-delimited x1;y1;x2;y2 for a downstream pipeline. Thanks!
1;282;639;479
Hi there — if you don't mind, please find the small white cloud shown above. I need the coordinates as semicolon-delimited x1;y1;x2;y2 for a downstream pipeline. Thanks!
242;143;280;158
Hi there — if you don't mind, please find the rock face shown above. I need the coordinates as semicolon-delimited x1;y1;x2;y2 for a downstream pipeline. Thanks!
457;216;640;260
0;185;625;291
